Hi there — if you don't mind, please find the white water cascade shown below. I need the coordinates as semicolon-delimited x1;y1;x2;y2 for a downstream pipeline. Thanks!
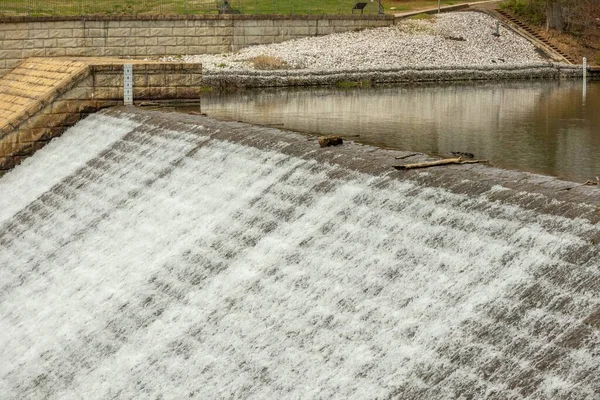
0;109;598;399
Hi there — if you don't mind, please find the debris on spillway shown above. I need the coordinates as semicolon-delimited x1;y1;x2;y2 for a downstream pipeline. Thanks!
0;107;598;399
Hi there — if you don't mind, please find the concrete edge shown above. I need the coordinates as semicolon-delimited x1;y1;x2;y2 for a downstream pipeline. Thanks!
201;63;582;88
0;14;395;23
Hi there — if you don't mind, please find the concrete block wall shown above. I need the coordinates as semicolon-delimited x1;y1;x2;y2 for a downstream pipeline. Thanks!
0;59;203;171
0;15;394;78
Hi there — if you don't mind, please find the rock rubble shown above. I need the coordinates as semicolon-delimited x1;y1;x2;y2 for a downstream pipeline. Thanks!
166;12;550;72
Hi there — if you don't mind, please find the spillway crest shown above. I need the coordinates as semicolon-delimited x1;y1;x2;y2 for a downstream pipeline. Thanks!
0;108;598;399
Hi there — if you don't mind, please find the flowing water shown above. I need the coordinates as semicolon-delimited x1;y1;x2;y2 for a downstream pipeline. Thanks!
0;109;598;399
181;80;600;183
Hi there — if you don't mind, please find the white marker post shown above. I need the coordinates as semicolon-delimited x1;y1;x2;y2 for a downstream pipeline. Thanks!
124;64;133;106
582;57;587;104
438;0;441;13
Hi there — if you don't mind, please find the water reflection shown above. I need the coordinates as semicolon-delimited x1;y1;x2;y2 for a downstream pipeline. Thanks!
184;81;600;182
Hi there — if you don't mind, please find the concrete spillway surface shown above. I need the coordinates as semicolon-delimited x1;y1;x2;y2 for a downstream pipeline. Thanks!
0;108;599;399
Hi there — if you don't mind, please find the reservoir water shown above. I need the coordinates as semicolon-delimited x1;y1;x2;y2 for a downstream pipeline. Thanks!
185;80;600;183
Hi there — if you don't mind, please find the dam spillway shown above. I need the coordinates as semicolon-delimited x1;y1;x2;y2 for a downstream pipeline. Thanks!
0;108;598;399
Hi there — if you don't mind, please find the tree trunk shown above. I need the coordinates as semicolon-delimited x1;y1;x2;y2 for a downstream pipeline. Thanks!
546;1;564;32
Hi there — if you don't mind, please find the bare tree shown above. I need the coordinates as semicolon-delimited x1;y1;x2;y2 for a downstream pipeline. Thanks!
546;0;563;32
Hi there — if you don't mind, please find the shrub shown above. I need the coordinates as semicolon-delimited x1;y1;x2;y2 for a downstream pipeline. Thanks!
249;55;288;70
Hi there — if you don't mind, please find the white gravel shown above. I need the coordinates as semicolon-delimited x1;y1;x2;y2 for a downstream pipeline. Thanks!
165;12;547;72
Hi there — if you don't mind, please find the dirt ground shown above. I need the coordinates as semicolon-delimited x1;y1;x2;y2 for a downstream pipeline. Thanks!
472;1;600;66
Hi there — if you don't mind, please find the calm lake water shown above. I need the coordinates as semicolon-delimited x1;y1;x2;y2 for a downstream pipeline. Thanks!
178;80;599;182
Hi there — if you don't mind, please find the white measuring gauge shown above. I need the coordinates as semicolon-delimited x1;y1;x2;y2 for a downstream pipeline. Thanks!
124;64;133;105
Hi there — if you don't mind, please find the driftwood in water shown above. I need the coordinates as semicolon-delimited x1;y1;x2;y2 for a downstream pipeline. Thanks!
393;157;488;170
318;136;344;148
395;153;420;160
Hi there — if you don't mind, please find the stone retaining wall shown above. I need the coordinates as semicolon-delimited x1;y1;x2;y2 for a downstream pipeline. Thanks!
201;63;584;88
0;58;202;170
0;15;394;78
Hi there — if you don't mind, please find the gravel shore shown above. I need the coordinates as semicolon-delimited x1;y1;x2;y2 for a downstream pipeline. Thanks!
170;12;547;71
162;11;581;86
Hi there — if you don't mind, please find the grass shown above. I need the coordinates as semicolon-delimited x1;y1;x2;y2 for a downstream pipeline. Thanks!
0;0;471;16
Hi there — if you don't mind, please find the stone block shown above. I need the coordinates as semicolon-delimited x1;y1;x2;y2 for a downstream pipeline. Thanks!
165;74;193;86
144;37;159;46
21;48;46;58
256;20;275;28
49;29;73;39
157;36;177;46
0;50;22;60
132;28;151;38
71;28;85;38
104;47;126;57
133;74;148;87
149;27;173;37
56;38;81;48
173;27;196;37
92;38;107;48
43;38;57;47
30;30;49;39
17;127;53;143
4;30;28;40
0;141;21;157
93;87;121;100
198;27;220;36
147;74;165;87
317;27;335;36
170;20;192;28
51;99;93;114
136;86;178;100
206;45;230;54
65;47;94;57
244;26;280;36
146;46;167;56
52;21;76;30
124;37;137;46
197;36;221;46
94;73;122;87
244;36;274;46
288;27;315;35
61;85;93;100
176;36;198;46
85;28;106;38
0;23;21;31
108;28;131;37
149;20;173;29
82;21;104;29
187;46;208;54
104;37;123;47
5;59;21;69
135;46;147;56
2;40;25;50
120;20;145;28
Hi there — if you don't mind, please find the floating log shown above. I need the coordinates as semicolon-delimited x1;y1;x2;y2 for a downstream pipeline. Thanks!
395;152;420;160
393;157;488;170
